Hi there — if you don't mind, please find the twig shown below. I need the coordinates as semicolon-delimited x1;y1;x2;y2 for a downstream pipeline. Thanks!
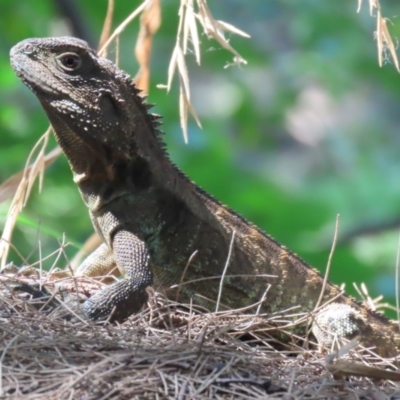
215;230;235;313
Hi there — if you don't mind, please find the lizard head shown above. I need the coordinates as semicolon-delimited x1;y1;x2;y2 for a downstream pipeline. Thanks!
10;37;160;167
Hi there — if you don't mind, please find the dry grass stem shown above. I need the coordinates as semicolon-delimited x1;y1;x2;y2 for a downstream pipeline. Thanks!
98;0;115;53
352;282;400;318
0;147;61;205
0;128;55;268
0;269;399;398
175;250;198;303
98;0;151;56
357;0;400;72
163;0;249;142
326;338;400;381
376;10;399;71
315;214;340;311
196;0;249;68
215;230;235;313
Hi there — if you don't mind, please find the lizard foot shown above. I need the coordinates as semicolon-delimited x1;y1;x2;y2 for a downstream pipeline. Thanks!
81;279;150;322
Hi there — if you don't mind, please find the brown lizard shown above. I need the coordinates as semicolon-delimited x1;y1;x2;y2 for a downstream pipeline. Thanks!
9;37;400;358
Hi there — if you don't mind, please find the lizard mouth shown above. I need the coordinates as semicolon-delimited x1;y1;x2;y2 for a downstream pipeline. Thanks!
11;59;58;97
10;45;58;97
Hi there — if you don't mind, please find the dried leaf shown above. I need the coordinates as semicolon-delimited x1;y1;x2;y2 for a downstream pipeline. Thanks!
134;0;161;92
357;0;362;13
167;45;179;92
176;45;190;97
370;0;379;16
358;0;399;73
98;0;115;54
377;11;384;67
179;85;188;144
163;0;249;141
196;0;247;66
377;14;399;71
184;91;201;129
183;0;201;64
215;20;250;38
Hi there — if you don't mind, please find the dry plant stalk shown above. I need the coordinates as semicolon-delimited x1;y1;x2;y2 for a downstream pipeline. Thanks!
98;0;114;52
0;129;57;268
357;0;400;71
1;270;400;398
314;214;340;312
134;0;161;93
98;0;151;56
325;338;400;381
163;0;250;143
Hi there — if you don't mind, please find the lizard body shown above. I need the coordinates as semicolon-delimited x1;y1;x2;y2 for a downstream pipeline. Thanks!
10;37;400;357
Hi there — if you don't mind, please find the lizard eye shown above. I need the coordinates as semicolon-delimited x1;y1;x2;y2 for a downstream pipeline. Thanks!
57;52;82;71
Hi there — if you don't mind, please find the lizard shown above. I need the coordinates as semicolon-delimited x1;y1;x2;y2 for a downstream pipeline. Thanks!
9;36;400;358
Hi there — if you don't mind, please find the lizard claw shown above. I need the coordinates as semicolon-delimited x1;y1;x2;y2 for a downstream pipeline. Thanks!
81;279;149;322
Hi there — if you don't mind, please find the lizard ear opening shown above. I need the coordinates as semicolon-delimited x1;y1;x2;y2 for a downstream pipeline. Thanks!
98;93;120;126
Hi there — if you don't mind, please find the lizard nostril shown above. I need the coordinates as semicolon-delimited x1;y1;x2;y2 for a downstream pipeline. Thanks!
21;43;34;55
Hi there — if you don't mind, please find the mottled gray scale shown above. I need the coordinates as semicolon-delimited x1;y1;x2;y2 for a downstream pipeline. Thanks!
76;243;118;277
82;231;151;320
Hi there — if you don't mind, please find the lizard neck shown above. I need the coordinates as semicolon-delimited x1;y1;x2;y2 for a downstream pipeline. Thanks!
44;92;219;231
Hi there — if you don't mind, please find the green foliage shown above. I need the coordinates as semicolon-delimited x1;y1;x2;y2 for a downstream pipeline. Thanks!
1;1;400;316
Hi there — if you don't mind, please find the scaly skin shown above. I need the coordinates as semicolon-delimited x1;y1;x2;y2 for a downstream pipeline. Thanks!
10;37;400;357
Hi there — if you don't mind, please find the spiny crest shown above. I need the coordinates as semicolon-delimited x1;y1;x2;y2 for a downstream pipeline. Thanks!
126;78;166;143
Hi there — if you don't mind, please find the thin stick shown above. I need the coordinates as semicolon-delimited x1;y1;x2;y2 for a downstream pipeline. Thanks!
98;0;115;52
315;214;340;311
99;0;150;56
215;230;235;313
175;250;198;302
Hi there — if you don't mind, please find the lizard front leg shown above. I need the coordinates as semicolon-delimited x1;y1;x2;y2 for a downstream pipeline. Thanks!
80;231;152;321
76;242;120;282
